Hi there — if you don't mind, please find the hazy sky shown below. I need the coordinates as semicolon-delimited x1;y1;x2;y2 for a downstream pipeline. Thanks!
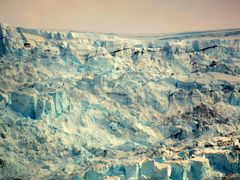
0;0;240;34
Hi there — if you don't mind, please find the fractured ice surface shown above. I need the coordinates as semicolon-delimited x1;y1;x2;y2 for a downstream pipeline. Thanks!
0;23;240;179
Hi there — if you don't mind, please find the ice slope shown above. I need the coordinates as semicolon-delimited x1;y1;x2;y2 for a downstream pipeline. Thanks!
0;23;240;179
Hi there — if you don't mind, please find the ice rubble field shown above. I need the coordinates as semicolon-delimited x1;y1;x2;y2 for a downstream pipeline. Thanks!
0;23;240;179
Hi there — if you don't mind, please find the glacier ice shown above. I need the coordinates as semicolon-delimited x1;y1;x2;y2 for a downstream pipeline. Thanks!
0;23;240;179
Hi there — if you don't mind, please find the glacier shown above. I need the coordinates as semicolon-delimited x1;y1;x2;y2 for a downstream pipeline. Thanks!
0;23;240;179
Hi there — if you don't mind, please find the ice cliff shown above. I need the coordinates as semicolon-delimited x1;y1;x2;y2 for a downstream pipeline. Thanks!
0;23;240;179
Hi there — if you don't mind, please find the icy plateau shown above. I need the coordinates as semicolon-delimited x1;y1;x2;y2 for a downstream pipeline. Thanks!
0;23;240;179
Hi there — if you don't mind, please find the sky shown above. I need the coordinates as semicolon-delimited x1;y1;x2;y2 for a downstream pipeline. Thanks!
0;0;240;34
